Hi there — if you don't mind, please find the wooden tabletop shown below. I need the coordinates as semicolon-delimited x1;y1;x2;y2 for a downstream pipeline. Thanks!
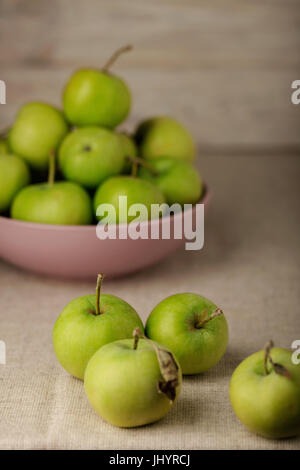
0;0;299;151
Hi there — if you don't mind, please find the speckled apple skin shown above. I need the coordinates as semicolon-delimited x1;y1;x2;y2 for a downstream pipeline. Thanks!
53;294;144;380
145;293;228;375
229;348;300;439
84;338;182;427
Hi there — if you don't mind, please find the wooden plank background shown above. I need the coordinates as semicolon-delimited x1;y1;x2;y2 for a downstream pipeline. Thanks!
0;0;299;151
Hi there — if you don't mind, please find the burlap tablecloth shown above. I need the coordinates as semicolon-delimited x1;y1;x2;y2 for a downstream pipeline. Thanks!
0;154;299;449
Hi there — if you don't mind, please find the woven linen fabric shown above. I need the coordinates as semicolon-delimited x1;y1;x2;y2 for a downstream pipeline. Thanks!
0;155;300;449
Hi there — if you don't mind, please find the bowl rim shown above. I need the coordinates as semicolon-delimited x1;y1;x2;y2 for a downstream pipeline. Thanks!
0;184;210;232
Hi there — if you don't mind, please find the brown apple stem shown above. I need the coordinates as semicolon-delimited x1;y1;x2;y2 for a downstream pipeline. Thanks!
102;44;133;71
133;327;142;350
195;308;224;329
263;340;273;375
131;159;138;178
127;155;158;177
263;340;291;378
95;273;105;315
48;151;56;185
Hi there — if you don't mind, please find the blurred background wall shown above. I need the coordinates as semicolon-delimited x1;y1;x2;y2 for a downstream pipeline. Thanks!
0;0;299;153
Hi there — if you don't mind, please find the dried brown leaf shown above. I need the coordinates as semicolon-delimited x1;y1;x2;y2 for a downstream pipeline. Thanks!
273;362;292;379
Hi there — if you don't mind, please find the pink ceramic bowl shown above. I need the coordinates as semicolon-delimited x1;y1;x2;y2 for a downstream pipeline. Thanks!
0;188;210;279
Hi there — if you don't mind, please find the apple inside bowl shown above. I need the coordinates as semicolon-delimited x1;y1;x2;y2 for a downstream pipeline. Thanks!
0;187;210;279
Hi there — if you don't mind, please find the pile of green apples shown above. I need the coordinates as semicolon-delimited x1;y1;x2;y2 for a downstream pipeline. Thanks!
53;275;300;438
0;45;203;224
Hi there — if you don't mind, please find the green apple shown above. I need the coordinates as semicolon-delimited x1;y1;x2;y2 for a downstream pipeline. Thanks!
58;127;125;189
9;102;68;170
139;157;203;205
63;45;132;128
118;132;137;173
11;182;92;225
84;328;182;427
135;116;196;163
145;293;228;375
94;175;165;224
0;137;9;154
11;152;92;225
229;341;300;439
53;275;144;380
0;154;30;213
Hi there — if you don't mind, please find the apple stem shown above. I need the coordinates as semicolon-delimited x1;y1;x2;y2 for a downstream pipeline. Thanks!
196;308;224;328
133;327;142;350
263;340;291;378
48;151;56;185
263;340;273;375
131;159;138;178
95;273;105;315
127;155;158;177
102;44;133;72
